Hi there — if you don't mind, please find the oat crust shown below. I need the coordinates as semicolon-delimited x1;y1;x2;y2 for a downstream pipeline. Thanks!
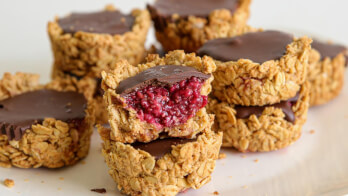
307;48;345;106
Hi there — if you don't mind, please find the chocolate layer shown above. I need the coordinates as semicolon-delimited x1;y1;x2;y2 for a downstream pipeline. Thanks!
148;0;238;18
58;10;134;35
235;93;300;123
197;31;293;64
116;65;210;95
312;40;348;65
147;0;239;31
132;137;196;159
0;89;87;141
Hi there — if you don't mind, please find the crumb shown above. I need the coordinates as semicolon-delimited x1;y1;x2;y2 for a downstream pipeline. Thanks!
91;188;107;194
213;191;219;195
81;160;86;165
243;185;248;189
254;159;259;163
218;153;226;159
59;177;64;181
241;155;247;158
58;188;62;191
309;130;315;134
24;179;29;182
3;179;15;188
41;181;45;184
35;172;39;176
249;174;254;176
228;176;233;179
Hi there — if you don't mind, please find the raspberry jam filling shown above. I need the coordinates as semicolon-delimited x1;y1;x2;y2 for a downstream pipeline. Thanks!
123;76;207;128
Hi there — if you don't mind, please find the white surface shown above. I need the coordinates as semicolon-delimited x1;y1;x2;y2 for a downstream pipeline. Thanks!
0;0;348;196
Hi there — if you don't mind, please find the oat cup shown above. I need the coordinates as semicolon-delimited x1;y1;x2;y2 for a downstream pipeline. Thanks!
0;73;95;168
198;30;312;106
148;0;253;52
48;5;151;78
98;125;222;196
207;82;309;152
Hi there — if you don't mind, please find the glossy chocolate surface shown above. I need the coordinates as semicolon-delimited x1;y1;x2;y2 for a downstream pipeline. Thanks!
235;93;300;123
312;40;348;62
148;0;239;18
0;89;86;140
116;65;210;95
58;10;134;35
197;31;293;64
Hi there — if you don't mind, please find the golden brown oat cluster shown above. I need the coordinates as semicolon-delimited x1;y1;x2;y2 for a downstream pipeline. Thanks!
98;126;222;196
150;0;254;52
307;49;346;106
0;73;95;168
0;72;41;100
207;82;309;152
212;36;312;106
101;50;216;143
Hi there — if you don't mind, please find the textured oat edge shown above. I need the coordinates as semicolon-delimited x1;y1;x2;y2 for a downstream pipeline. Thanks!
307;49;345;106
211;36;312;106
101;50;216;143
0;72;41;100
50;69;108;124
151;0;254;52
98;125;222;196
207;81;310;152
0;72;95;168
47;6;151;77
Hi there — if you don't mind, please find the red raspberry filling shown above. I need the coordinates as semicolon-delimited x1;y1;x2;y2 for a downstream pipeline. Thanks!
123;76;207;129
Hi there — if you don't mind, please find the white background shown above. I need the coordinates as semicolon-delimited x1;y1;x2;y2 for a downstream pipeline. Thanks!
0;1;348;196
0;0;347;81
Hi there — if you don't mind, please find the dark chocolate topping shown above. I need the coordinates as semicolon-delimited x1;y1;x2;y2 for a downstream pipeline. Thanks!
197;31;293;64
312;40;348;61
148;0;239;19
132;137;196;159
58;10;134;35
116;65;210;95
0;89;87;141
235;93;300;123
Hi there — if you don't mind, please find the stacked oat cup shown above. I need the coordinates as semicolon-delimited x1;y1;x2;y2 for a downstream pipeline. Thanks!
0;0;347;195
98;51;222;195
